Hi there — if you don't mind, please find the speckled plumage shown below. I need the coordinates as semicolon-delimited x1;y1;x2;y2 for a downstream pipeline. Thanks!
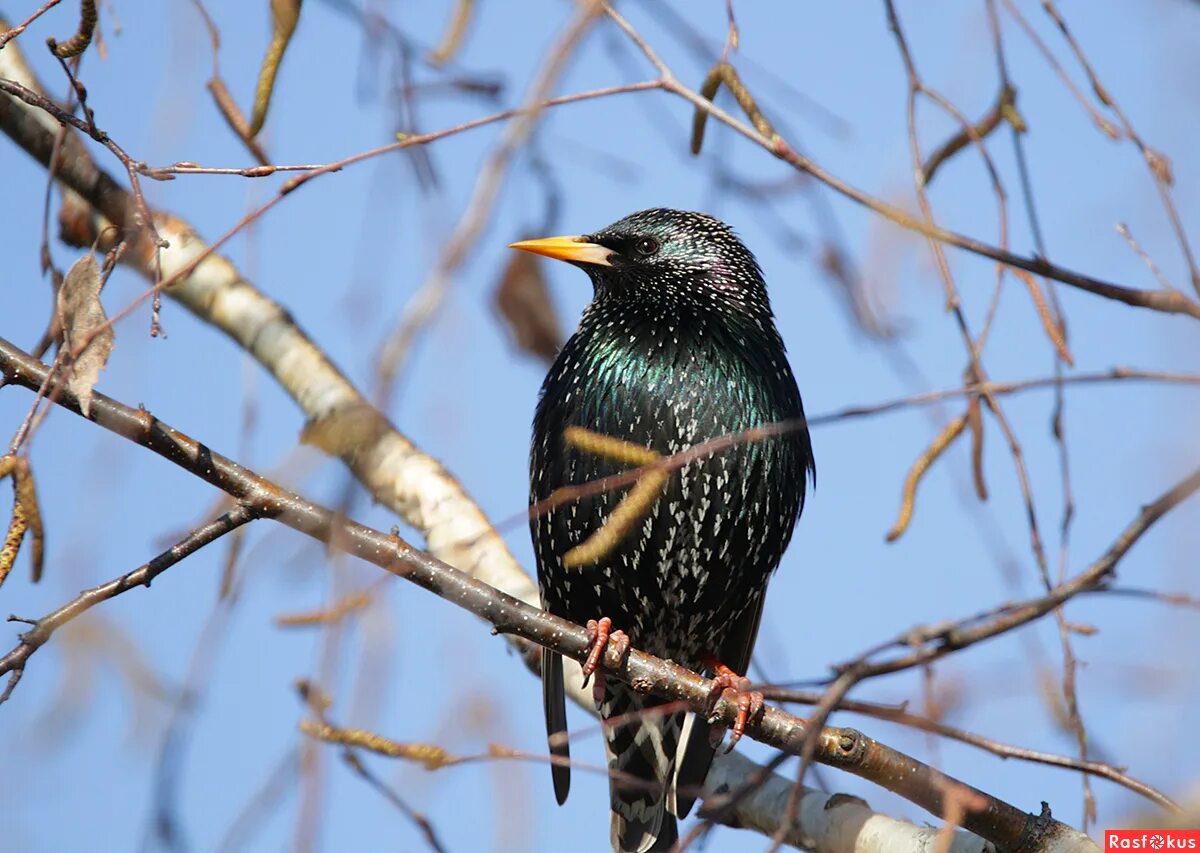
528;209;814;853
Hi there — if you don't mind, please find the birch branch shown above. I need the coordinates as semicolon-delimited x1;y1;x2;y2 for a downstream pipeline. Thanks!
0;336;1100;852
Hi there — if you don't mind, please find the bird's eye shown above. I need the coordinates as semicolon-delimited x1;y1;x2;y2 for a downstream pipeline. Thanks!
634;237;660;257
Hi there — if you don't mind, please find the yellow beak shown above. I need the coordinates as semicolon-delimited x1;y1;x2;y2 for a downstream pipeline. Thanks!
508;235;613;267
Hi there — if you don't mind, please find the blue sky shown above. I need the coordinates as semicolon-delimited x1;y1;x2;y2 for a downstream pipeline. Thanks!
1;1;1198;850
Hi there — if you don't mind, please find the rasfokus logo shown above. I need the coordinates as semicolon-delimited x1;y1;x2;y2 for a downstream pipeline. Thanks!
1105;830;1199;850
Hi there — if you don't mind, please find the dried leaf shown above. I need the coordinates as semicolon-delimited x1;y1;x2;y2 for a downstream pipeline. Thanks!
559;427;668;569
562;471;668;569
493;248;563;365
691;62;775;157
966;394;988;501
1145;148;1173;186
299;720;459;770
206;77;271;166
296;679;332;715
0;459;17;590
886;413;969;542
299;403;391;458
1011;268;1073;365
48;0;98;58
57;253;113;417
564;426;659;467
250;0;303;136
13;458;44;582
429;0;474;65
275;591;372;627
1037;668;1071;733
921;85;1018;187
0;499;28;590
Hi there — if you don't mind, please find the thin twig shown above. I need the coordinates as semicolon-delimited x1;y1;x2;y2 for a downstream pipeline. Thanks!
837;464;1200;680
764;688;1176;811
374;0;606;404
600;4;1200;322
1041;0;1200;297
46;0;97;58
0;1;66;50
0;503;258;705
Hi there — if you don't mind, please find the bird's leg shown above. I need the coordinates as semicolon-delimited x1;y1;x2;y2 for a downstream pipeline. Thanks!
700;653;765;752
581;617;631;692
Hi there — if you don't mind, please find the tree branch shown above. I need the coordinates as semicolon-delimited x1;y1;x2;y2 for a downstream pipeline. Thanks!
0;503;257;704
0;38;896;850
601;3;1200;322
765;688;1176;811
836;464;1200;680
0;336;1097;852
375;0;604;401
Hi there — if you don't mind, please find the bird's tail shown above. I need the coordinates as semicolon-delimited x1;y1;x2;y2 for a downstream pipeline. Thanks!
601;681;683;853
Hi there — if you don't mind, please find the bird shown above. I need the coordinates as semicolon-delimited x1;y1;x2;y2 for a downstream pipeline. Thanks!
512;209;814;853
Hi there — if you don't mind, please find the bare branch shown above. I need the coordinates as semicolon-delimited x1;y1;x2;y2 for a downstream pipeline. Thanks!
0;1;66;50
602;4;1200;322
0;503;257;705
0;337;1102;851
375;0;605;400
765;688;1177;811
838;465;1200;680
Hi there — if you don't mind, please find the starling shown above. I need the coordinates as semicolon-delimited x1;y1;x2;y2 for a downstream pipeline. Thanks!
513;209;814;853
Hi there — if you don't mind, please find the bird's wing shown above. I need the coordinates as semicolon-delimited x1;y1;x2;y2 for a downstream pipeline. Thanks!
669;585;766;818
543;646;571;804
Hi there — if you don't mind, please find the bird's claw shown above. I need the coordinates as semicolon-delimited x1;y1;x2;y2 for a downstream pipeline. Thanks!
581;617;630;693
703;661;764;752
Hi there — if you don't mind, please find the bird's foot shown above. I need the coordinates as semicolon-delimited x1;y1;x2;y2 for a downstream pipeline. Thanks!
701;654;764;753
581;617;630;693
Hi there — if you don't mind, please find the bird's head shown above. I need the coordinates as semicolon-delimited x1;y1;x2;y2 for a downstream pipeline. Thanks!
510;208;771;318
